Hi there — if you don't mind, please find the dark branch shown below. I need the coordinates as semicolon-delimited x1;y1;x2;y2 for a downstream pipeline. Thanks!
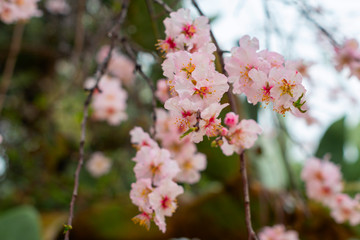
121;38;158;137
64;1;130;239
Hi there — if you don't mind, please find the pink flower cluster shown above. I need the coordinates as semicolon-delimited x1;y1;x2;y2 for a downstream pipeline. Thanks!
334;39;360;79
157;8;214;55
159;9;230;143
259;224;299;240
225;35;307;116
97;45;135;86
301;157;360;225
156;109;206;184
129;127;184;232
85;75;128;126
219;112;262;156
0;0;41;24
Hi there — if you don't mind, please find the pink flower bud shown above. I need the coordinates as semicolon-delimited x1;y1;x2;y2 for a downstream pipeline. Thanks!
224;112;239;128
221;127;228;136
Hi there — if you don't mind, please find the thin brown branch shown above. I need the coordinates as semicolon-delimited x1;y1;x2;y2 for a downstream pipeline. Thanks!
240;152;259;240
0;22;25;116
153;0;172;13
64;1;130;239
121;38;157;137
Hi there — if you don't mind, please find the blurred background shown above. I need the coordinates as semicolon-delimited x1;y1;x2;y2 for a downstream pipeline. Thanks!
1;0;360;239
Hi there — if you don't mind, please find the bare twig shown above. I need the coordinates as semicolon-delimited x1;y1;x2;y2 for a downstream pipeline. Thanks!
153;0;172;13
294;0;339;47
64;1;130;239
240;152;259;240
121;38;157;137
0;22;25;116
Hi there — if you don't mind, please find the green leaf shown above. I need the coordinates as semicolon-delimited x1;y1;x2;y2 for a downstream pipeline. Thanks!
316;117;345;165
0;205;41;240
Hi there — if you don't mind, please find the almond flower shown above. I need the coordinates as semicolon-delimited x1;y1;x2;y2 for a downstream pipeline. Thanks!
158;8;213;55
259;225;299;240
0;0;41;24
86;152;112;178
148;179;184;233
133;146;180;186
221;113;262;156
301;157;343;204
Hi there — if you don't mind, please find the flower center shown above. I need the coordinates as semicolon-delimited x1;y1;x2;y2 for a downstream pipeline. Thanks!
182;24;196;38
181;60;196;78
280;79;296;97
194;86;212;99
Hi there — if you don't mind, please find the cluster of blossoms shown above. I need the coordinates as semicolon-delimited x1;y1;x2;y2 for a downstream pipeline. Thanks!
301;157;360;225
259;225;299;240
45;0;70;15
97;45;135;86
84;46;135;126
86;152;112;178
0;0;41;24
161;9;230;143
225;35;307;116
157;8;214;55
156;109;206;184
85;75;128;126
334;39;360;80
129;127;184;232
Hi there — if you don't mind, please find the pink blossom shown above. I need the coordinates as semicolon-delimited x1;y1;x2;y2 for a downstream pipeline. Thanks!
155;79;171;103
133;147;180;186
91;75;128;125
224;112;239;128
130;178;154;213
259;225;299;240
175;151;206;184
45;0;70;15
164;97;200;131
301;157;343;204
334;39;360;72
1;0;41;24
148;179;184;232
329;193;360;225
193;103;228;143
269;67;306;115
225;36;261;95
130;126;159;149
86;152;112;177
221;119;262;156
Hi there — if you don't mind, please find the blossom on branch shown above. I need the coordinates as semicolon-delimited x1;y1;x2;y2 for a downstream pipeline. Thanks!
0;0;41;24
259;224;299;240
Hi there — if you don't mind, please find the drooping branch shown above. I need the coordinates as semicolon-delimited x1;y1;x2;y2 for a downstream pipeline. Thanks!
0;22;25;116
64;1;130;239
121;38;158;137
191;1;258;239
